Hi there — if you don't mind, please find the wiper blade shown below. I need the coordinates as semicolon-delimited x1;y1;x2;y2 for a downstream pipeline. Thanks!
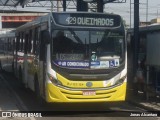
68;28;83;44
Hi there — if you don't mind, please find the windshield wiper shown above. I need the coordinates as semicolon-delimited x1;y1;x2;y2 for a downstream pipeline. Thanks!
68;28;83;44
101;30;111;42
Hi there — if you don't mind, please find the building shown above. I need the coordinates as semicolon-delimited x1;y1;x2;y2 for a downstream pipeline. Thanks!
151;18;160;24
0;12;47;34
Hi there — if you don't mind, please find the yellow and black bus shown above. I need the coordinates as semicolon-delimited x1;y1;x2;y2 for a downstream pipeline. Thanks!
7;12;127;103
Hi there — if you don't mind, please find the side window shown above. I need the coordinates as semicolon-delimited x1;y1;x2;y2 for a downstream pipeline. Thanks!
13;38;15;53
33;29;36;54
20;33;22;51
39;30;45;61
31;30;34;54
28;30;32;53
24;34;29;54
8;39;11;52
7;38;9;52
33;28;39;55
20;32;24;52
22;33;25;52
10;38;13;52
16;35;20;51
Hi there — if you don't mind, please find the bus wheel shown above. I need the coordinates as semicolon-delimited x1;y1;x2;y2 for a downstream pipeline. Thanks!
34;74;45;105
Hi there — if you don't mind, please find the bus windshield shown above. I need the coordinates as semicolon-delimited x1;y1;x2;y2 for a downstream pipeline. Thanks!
51;29;125;69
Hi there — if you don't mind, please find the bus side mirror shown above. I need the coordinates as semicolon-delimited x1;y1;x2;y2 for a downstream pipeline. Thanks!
42;30;51;44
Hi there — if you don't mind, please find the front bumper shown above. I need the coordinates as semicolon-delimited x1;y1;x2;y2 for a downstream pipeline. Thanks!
45;82;127;103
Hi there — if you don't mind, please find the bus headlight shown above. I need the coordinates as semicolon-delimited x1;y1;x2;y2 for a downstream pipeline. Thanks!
47;73;62;85
114;75;126;85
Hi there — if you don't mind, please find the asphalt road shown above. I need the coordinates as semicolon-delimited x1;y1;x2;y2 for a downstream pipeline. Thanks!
0;71;159;120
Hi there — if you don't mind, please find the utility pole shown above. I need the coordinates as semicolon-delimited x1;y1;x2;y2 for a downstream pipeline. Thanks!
130;0;132;28
97;0;104;12
57;0;60;12
63;0;66;11
146;0;148;25
133;0;139;75
77;0;88;11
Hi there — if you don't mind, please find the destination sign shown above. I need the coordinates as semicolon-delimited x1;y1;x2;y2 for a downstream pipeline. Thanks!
53;13;121;27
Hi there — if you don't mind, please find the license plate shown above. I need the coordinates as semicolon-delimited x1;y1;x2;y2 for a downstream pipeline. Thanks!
83;91;96;96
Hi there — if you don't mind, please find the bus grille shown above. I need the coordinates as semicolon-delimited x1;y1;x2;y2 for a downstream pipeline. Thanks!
59;87;117;100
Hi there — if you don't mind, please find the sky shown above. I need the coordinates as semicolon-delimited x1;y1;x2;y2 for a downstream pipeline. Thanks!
22;0;160;27
105;0;160;27
1;0;160;28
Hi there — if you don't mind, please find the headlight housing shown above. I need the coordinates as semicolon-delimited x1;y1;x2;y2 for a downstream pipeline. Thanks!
114;75;126;85
47;73;62;85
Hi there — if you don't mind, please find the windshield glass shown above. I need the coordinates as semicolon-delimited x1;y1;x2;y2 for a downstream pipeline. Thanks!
51;29;125;69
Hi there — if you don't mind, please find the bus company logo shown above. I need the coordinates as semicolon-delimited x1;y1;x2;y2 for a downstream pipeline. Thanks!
91;53;97;61
86;82;93;87
2;112;12;117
